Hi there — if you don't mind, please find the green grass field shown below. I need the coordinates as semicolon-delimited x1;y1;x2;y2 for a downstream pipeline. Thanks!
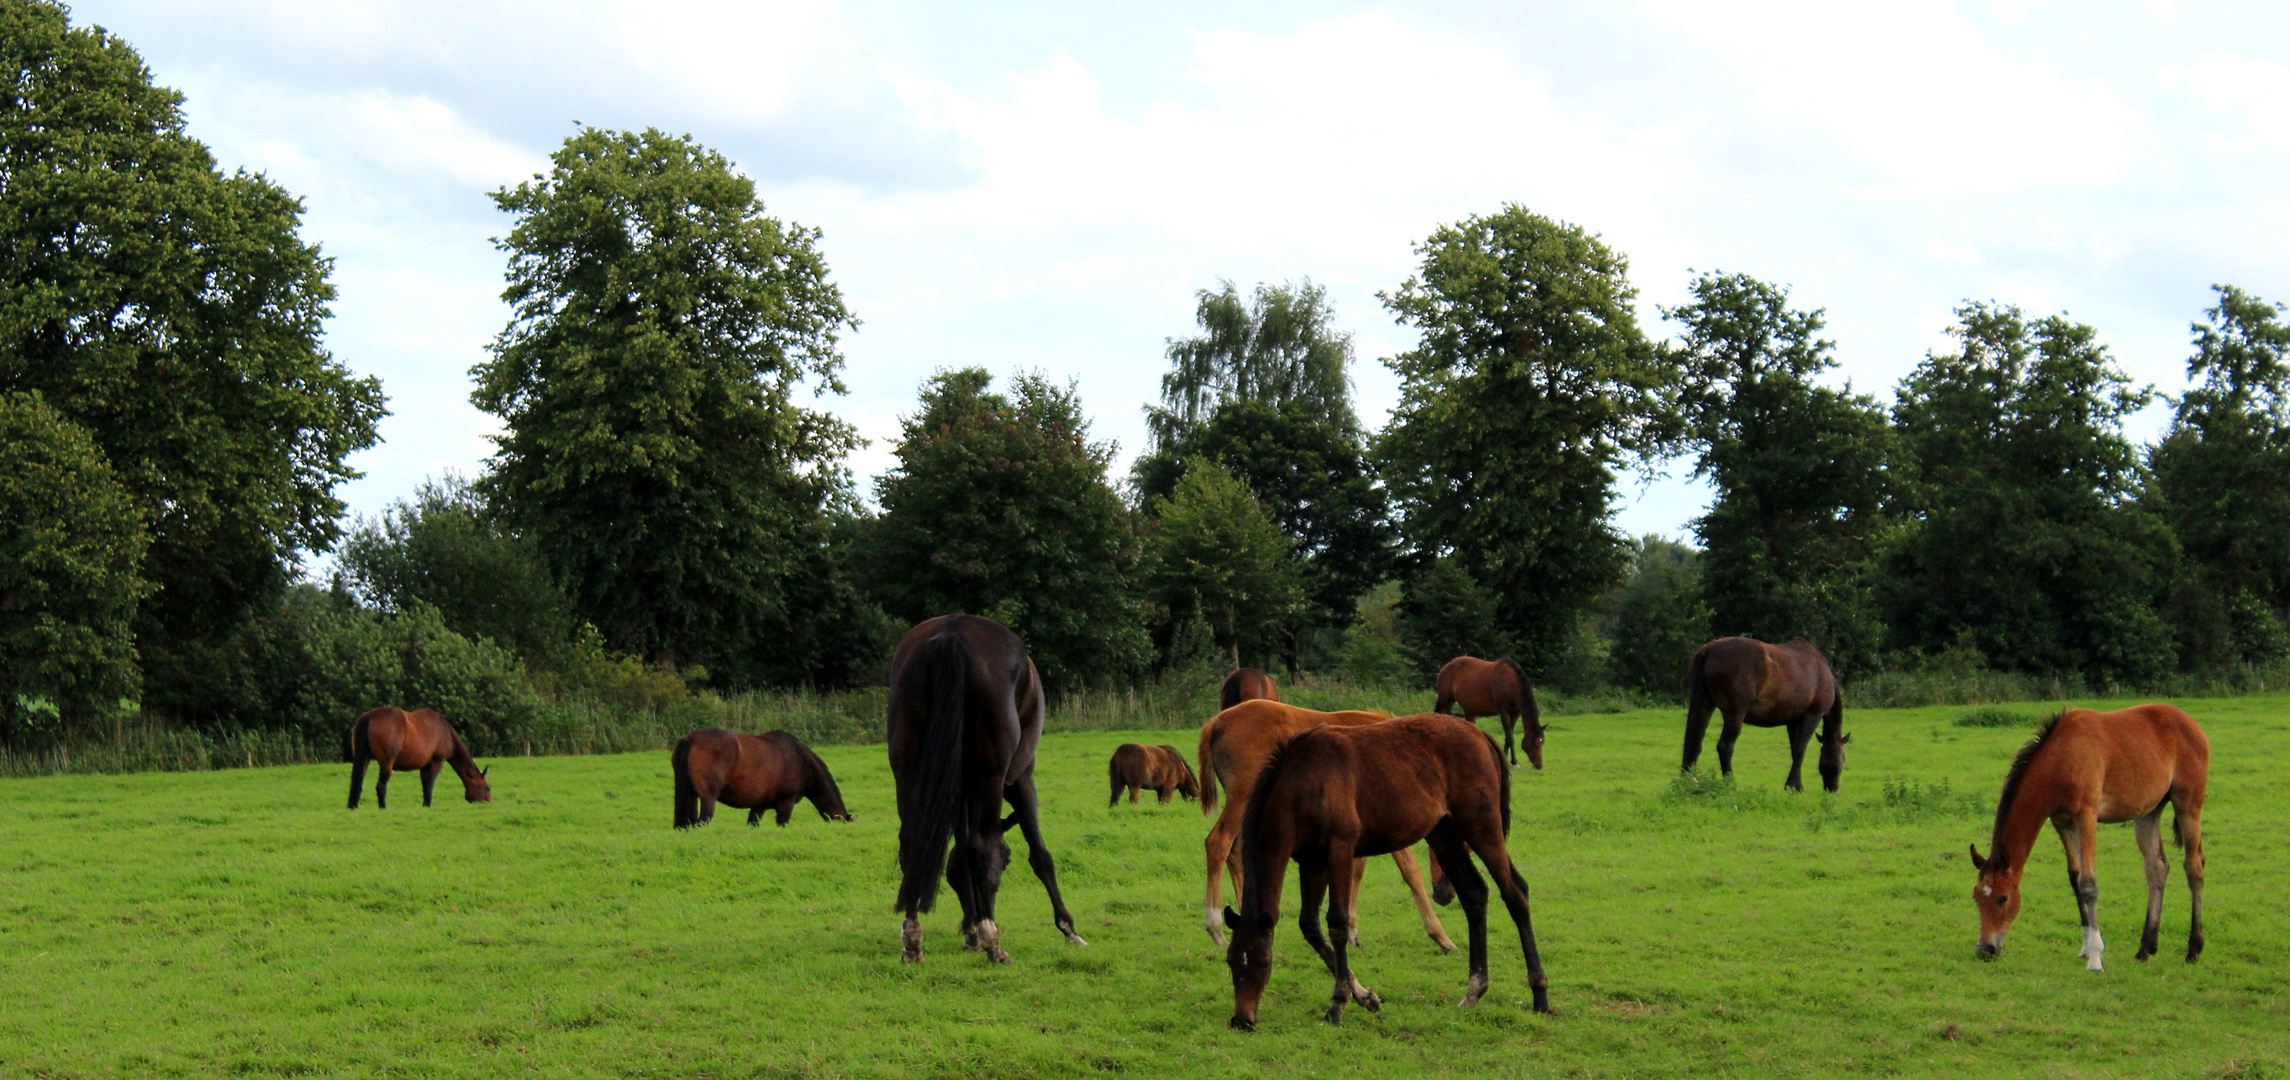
2;697;2287;1079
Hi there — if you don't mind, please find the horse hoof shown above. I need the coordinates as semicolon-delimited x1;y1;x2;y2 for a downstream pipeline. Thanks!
986;946;1012;964
1431;935;1458;954
1207;929;1227;949
902;950;923;965
1356;988;1382;1012
1064;931;1090;947
1322;1005;1345;1026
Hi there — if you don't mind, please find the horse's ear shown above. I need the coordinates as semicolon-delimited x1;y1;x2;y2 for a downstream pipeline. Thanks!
1968;844;1986;871
1223;906;1243;929
1840;733;1851;745
480;765;491;777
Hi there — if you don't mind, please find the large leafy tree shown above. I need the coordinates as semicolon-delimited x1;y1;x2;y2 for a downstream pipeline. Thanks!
1135;281;1394;628
1375;206;1684;674
2148;286;2290;666
1601;536;1713;699
1142;462;1304;668
0;393;151;733
868;369;1148;691
333;477;580;667
1668;271;1893;672
0;0;386;695
473;127;860;685
1889;303;2177;681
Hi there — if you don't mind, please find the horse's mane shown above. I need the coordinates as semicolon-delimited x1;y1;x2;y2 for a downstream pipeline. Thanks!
1988;711;2066;858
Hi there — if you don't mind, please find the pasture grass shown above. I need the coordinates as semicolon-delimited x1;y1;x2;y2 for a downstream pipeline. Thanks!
2;696;2288;1078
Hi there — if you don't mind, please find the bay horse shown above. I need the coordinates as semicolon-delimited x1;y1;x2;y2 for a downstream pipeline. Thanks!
1969;704;2208;970
1682;636;1849;792
1108;743;1198;806
671;728;852;828
1220;667;1279;711
346;707;490;809
1225;713;1550;1030
1434;656;1543;768
887;614;1084;964
1198;699;1456;953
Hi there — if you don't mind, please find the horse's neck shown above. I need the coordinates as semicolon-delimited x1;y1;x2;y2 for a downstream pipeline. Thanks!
444;738;480;779
1994;785;2053;877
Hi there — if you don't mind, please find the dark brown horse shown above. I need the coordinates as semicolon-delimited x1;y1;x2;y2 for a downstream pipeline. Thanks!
347;707;490;809
1108;743;1199;806
1682;636;1848;792
1434;656;1543;768
1225;713;1549;1030
888;614;1084;963
672;728;852;828
1220;668;1280;711
1969;704;2208;969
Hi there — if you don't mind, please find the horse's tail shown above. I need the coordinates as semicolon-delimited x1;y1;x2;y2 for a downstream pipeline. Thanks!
346;714;372;809
1686;646;1712;727
1108;750;1124;808
671;736;698;829
897;631;969;915
1198;719;1224;817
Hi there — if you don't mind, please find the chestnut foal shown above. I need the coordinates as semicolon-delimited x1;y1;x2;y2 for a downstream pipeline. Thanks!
1970;704;2208;970
1225;713;1549;1030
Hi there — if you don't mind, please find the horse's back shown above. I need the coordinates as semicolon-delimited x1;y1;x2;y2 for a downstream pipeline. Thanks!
1275;714;1497;853
2042;705;2207;820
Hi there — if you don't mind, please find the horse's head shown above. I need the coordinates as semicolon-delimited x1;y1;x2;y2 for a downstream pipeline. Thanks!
1818;731;1850;792
1968;843;2022;959
802;748;853;822
1223;906;1276;1031
1167;748;1200;801
464;765;493;803
1524;717;1546;771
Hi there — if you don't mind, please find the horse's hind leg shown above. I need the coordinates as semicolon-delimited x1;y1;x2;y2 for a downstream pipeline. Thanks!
374;764;393;809
1427;829;1492;1008
1205;815;1239;947
2180;800;2206;962
1007;774;1086;947
2134;811;2167;962
1323;844;1378;1024
1392;847;1458;952
1343;859;1367;946
1478;844;1552;1014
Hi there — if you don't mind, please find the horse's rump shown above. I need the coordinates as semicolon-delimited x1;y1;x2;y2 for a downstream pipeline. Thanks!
1220;668;1281;712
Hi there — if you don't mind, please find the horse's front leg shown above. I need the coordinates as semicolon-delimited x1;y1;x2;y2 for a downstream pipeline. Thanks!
2059;812;2104;971
1006;774;1085;946
2133;812;2167;962
1782;719;1812;793
420;760;443;807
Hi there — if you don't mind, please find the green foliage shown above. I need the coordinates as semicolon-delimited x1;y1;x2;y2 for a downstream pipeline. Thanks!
1954;706;2037;728
1338;582;1416;687
1669;272;1893;672
1888;303;2178;682
334;476;579;666
0;1;387;672
2149;285;2290;668
868;368;1148;691
162;587;538;751
473;127;861;687
1376;206;1684;674
1136;399;1396;629
1396;557;1513;679
0;393;152;734
1143;278;1357;448
1603;536;1712;700
1141;462;1304;667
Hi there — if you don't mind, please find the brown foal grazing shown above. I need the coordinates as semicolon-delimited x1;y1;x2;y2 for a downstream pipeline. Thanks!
1108;744;1199;806
1219;668;1280;711
347;707;490;809
1969;704;2208;970
1434;656;1543;768
672;728;852;828
1682;636;1849;792
1225;713;1550;1030
1198;699;1455;953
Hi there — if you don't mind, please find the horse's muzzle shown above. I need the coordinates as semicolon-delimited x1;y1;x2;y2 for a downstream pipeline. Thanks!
1228;1015;1256;1032
1976;941;2001;961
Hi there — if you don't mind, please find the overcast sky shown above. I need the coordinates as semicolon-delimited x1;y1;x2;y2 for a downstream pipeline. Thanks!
68;0;2290;549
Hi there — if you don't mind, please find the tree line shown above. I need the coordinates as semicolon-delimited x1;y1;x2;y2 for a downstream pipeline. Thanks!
6;1;2289;744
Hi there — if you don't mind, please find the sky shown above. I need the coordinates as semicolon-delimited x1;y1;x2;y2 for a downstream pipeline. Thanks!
65;0;2290;552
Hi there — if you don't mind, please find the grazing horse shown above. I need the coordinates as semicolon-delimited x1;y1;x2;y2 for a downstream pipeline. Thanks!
1108;744;1199;806
347;707;490;809
1225;713;1550;1030
887;614;1084;964
1219;668;1280;711
1198;699;1456;953
1969;704;2208;970
1434;656;1543;768
1682;636;1849;792
671;728;852;828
